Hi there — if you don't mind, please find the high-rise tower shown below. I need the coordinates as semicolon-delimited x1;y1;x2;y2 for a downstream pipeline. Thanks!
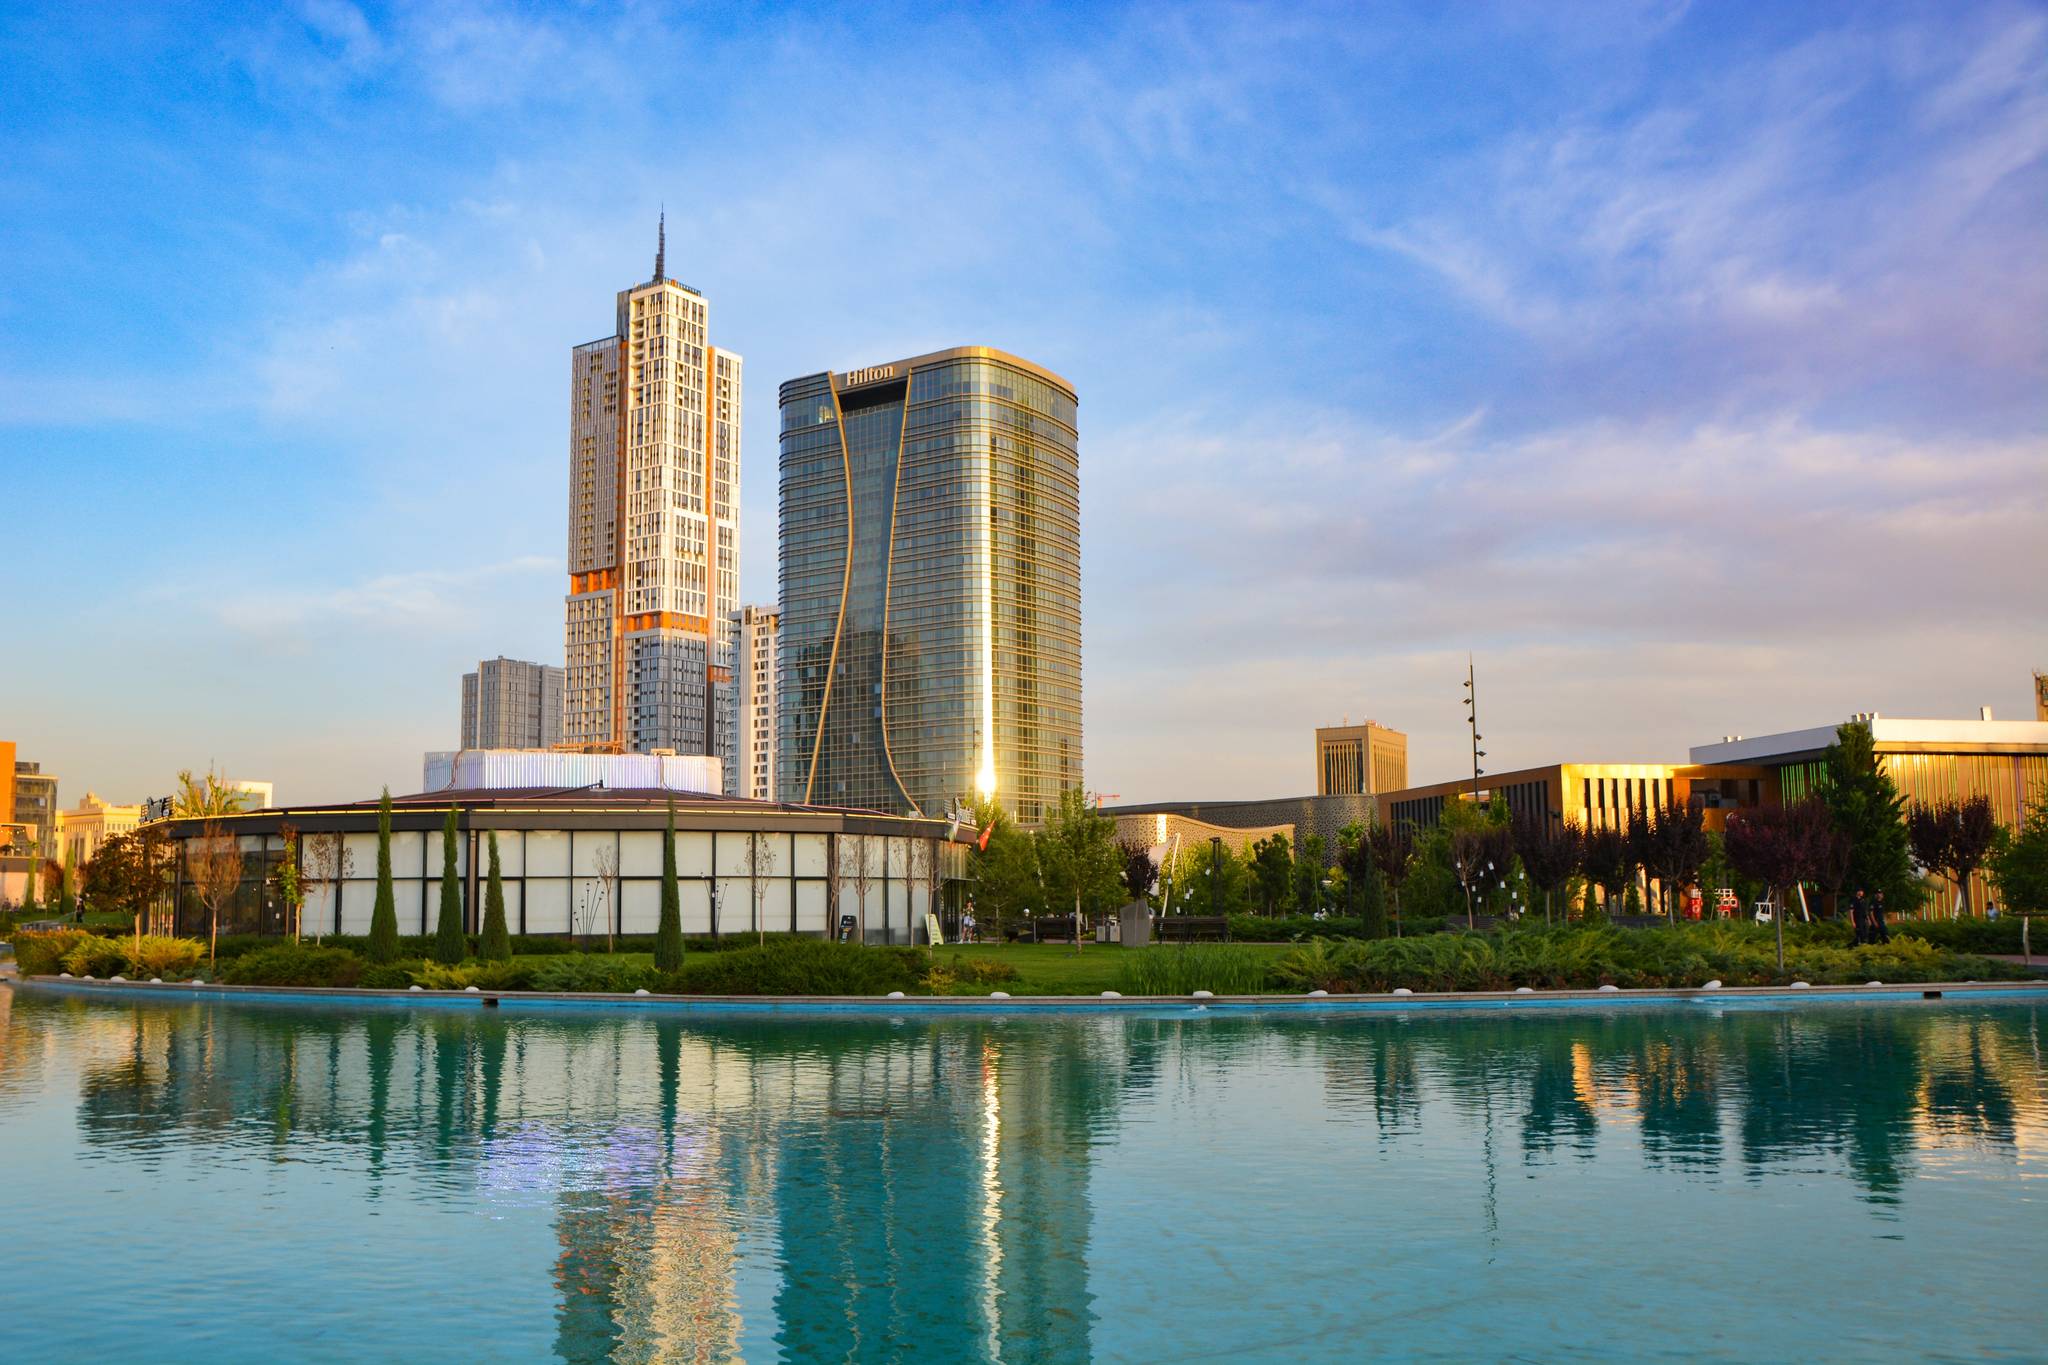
778;348;1080;825
565;221;742;761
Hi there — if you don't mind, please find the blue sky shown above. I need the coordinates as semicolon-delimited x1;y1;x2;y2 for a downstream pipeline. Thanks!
3;0;2043;807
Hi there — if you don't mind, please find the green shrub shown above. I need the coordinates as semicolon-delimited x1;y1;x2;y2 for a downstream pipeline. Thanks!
1892;916;2030;955
528;955;655;994
410;959;537;991
360;963;418;989
61;936;131;977
222;944;366;987
13;928;94;976
1115;945;1272;996
664;940;929;996
125;935;206;980
925;954;1022;993
1228;914;1369;942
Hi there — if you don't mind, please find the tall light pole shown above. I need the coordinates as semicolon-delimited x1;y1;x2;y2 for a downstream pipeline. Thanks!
1463;657;1486;811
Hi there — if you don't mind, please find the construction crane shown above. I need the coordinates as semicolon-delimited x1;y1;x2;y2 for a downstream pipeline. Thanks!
1087;791;1120;809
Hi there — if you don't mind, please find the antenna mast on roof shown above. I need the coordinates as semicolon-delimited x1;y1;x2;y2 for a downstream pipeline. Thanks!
654;209;665;282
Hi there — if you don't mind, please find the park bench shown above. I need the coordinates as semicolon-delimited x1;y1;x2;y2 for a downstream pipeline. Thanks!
1031;915;1083;943
1154;915;1231;943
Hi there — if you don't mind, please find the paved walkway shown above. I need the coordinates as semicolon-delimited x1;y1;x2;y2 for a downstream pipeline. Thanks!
1982;955;2048;974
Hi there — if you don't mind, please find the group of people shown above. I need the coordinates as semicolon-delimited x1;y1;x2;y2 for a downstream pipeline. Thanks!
1847;888;1891;945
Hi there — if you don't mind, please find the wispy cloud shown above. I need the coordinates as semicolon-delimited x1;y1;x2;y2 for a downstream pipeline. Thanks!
214;556;556;634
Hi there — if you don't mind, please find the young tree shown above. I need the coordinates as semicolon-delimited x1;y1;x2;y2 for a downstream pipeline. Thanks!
479;831;512;962
432;808;466;965
1450;825;1512;929
1036;788;1124;951
302;830;353;944
1177;838;1249;917
843;833;875;943
655;799;684;972
274;825;306;942
1291;834;1328;916
1513;814;1585;926
1819;720;1916;906
747;830;781;947
1987;790;2048;914
366;788;400;964
967;798;1041;937
1249;834;1293;916
189;818;245;968
1369;822;1415;936
1906;795;2000;917
1725;800;1834;970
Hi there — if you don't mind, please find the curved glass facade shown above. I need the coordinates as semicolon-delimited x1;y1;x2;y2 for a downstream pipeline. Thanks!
779;349;1080;825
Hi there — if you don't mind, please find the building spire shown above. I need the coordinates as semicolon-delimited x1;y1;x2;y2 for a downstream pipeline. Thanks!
654;209;665;283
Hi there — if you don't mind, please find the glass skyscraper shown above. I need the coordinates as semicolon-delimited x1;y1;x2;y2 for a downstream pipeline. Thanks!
778;348;1080;825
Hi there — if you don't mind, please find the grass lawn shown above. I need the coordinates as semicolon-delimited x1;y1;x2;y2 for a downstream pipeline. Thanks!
931;941;1295;995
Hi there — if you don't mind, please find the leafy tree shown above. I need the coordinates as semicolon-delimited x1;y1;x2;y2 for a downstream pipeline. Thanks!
1818;721;1917;906
1037;787;1125;949
967;797;1042;937
1724;799;1835;968
81;830;172;921
1641;799;1710;922
1338;823;1388;937
432;807;466;964
1290;834;1327;915
1906;795;2000;917
1987;790;2048;913
1512;814;1584;925
1176;838;1251;916
1582;826;1634;922
655;799;684;972
480;831;512;961
1369;821;1415;935
366;788;400;963
1249;834;1293;916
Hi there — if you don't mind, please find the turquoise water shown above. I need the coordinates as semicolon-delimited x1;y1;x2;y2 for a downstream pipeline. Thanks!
1;988;2043;1362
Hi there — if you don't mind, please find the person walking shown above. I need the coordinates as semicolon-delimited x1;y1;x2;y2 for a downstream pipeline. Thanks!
1869;890;1891;944
1848;888;1871;945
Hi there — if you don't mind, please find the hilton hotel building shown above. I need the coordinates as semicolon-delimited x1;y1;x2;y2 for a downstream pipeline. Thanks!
564;222;741;760
778;348;1081;825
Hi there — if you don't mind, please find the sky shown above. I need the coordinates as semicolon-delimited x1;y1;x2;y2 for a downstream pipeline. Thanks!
2;0;2044;809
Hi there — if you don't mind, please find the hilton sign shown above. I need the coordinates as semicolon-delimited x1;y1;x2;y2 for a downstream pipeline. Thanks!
841;365;897;387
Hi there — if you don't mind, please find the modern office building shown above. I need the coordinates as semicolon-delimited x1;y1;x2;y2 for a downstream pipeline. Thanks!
724;605;778;802
778;348;1080;825
11;756;57;864
1377;763;1774;834
564;219;741;762
461;656;564;750
1315;719;1408;796
52;792;142;870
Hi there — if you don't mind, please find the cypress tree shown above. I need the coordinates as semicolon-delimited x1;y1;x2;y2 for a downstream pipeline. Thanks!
367;788;400;963
432;807;466;964
58;845;77;921
1821;720;1917;905
655;798;684;973
22;842;38;916
480;832;511;962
